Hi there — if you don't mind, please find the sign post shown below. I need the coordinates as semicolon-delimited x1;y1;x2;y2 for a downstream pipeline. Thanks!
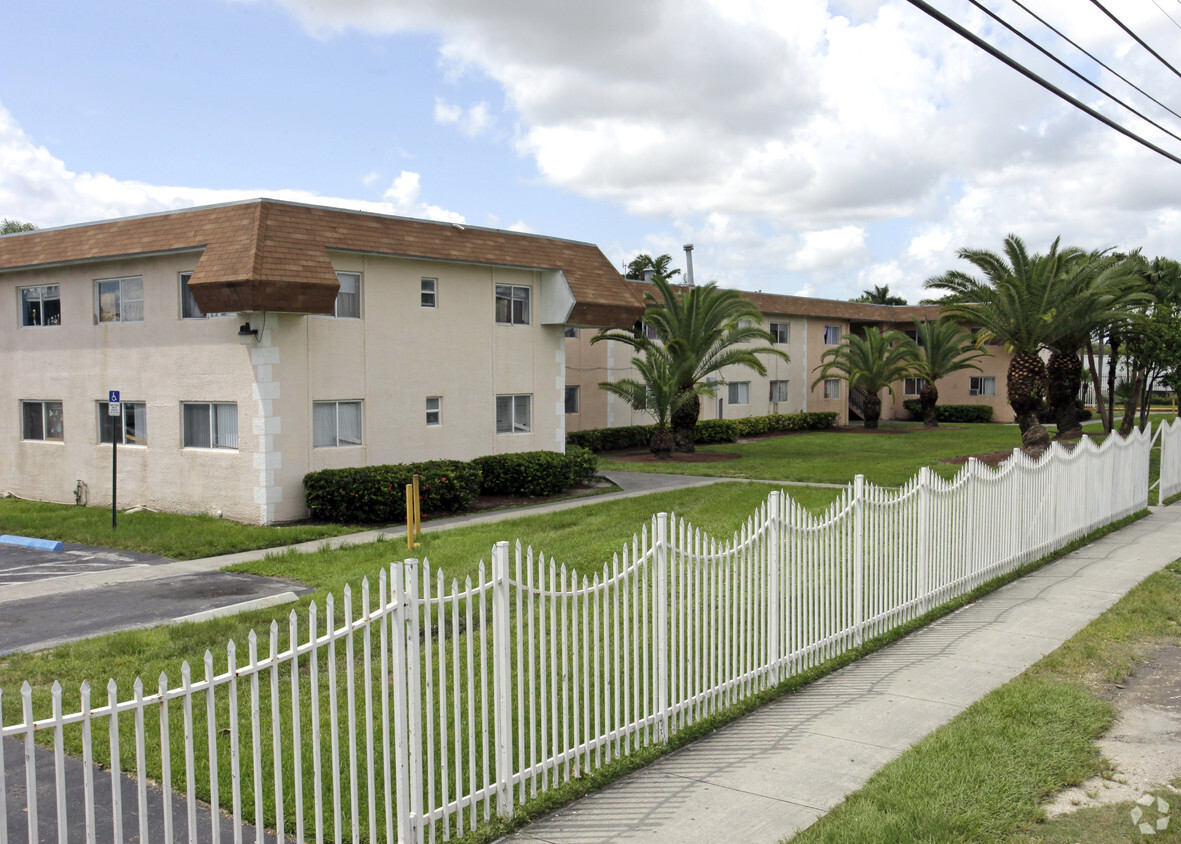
109;390;120;529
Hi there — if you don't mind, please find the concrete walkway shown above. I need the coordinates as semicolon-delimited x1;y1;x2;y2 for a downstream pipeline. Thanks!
499;505;1181;844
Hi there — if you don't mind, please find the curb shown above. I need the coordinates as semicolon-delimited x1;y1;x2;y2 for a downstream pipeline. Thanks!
170;591;300;626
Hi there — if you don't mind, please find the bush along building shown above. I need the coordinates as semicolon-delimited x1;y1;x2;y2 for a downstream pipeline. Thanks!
0;199;644;524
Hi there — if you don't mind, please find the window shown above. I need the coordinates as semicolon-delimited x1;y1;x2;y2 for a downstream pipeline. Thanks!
96;276;144;323
22;401;63;441
426;397;441;426
969;376;996;396
728;381;750;405
823;325;842;345
335;272;361;318
904;377;928;396
565;385;580;414
770;380;789;403
564;326;579;339
182;402;238;449
20;285;60;326
99;401;147;445
180;272;231;319
495;285;530;325
421;278;437;308
496;394;531;433
313;401;362;447
770;321;789;344
824;379;841;399
737;319;752;329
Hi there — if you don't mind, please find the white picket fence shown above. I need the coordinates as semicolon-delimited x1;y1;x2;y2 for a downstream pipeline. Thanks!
0;429;1152;843
1157;417;1181;502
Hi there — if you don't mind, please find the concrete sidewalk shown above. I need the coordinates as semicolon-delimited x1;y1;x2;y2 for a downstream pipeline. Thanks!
500;505;1181;844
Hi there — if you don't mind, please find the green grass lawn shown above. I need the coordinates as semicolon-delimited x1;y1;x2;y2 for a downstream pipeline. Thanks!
786;558;1181;844
0;497;354;559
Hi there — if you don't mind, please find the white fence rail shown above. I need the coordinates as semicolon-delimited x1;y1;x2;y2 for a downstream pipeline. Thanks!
0;430;1151;843
1158;417;1181;502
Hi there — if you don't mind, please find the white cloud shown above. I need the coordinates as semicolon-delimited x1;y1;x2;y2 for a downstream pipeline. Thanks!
0;104;464;228
434;97;494;137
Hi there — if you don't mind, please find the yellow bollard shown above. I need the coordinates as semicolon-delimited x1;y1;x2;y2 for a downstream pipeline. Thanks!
406;475;424;549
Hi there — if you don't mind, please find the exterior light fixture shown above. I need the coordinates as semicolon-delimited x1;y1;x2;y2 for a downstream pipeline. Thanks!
237;322;259;345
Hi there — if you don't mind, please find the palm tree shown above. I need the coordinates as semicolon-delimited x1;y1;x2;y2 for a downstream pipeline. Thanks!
593;275;788;450
851;284;907;305
625;253;681;282
811;327;916;429
925;235;1085;435
907;318;991;428
598;342;714;458
1045;251;1146;437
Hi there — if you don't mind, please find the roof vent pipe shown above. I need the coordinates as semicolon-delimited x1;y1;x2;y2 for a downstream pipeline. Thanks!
643;267;656;283
683;244;695;286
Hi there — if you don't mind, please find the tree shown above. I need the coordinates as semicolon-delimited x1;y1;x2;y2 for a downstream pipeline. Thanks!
598;341;714;458
811;327;916;429
907;318;991;428
1118;257;1181;434
1;218;35;234
593;275;788;450
851;284;907;305
625;253;681;283
926;235;1085;435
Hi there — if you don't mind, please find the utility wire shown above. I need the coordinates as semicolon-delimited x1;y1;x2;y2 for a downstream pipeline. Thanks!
1007;0;1181;123
968;0;1181;145
902;0;1181;166
1087;0;1181;81
1149;0;1181;33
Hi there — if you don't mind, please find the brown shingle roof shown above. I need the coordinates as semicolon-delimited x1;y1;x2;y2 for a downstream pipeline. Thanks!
0;199;646;323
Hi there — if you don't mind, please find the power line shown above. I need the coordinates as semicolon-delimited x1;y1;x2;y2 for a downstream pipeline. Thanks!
1149;0;1181;33
1087;0;1181;81
966;0;1181;145
902;0;1181;166
1006;0;1181;123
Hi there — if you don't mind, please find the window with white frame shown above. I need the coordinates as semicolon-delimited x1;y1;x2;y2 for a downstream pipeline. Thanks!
770;321;788;343
19;285;61;327
969;376;996;396
824;379;841;399
565;385;580;414
335;272;361;318
313;401;362;447
180;272;231;319
564;326;578;338
823;325;842;345
22;400;63;441
182;402;238;449
421;278;437;308
96;276;144;323
99;401;147;445
495;285;530;325
728;381;750;405
426;396;441;426
904;377;928;396
737;319;752;329
496;394;531;433
770;380;789;403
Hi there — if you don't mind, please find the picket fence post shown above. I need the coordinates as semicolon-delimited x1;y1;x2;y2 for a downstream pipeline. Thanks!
404;560;424;844
853;475;865;647
918;466;930;614
491;541;515;819
391;562;411;844
767;490;782;684
655;513;670;742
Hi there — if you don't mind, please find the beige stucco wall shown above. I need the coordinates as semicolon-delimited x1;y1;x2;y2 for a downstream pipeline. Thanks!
1;251;569;524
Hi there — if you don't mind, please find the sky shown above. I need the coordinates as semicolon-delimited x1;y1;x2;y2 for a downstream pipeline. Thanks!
3;0;1181;303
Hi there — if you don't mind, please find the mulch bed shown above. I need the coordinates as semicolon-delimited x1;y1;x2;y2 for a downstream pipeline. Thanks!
606;451;741;464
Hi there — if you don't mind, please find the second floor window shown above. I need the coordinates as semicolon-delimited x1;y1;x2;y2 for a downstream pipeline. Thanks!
770;321;788;343
180;272;231;319
97;276;143;323
335;272;361;318
823;325;842;345
495;285;530;325
20;285;61;326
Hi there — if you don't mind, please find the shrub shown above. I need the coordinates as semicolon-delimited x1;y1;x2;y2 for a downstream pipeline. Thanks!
303;460;482;523
694;419;738;444
567;412;837;452
902;400;994;423
473;451;575;498
566;445;599;483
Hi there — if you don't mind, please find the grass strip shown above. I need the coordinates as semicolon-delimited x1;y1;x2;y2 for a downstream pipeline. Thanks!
787;552;1181;843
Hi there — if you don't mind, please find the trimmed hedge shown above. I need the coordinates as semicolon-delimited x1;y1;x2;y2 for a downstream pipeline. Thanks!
473;451;575;498
304;460;483;523
567;411;838;452
902;401;994;423
566;446;599;484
